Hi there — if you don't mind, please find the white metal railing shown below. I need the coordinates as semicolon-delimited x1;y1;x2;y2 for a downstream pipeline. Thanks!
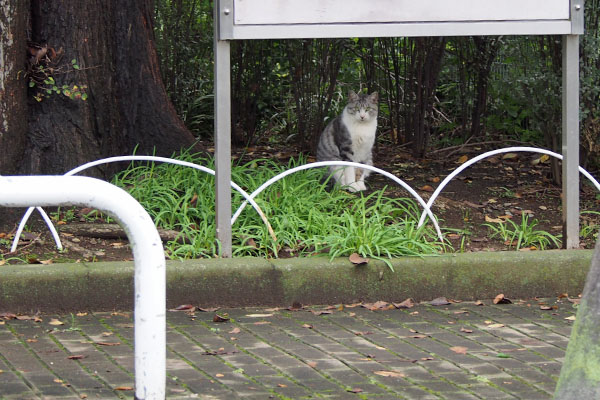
9;148;600;255
417;147;600;228
0;176;165;400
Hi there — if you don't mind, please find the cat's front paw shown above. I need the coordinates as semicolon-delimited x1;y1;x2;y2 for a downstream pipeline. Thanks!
347;181;367;192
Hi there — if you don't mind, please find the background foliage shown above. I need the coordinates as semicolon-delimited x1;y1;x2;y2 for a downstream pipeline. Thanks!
154;0;600;171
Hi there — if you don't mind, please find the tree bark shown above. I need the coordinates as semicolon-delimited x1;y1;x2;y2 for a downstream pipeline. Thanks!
1;0;196;177
0;0;30;174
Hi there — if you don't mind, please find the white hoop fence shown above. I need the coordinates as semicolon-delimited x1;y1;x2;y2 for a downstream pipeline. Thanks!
417;147;600;228
9;147;600;254
231;161;443;242
11;156;276;253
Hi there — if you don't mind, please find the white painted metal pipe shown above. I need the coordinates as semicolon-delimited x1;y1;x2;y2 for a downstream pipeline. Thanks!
417;146;600;228
0;176;165;400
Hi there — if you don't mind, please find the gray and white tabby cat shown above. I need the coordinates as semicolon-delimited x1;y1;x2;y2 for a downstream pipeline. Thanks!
317;90;378;192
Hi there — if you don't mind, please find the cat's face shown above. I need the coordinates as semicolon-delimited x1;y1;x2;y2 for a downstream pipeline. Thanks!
346;91;378;123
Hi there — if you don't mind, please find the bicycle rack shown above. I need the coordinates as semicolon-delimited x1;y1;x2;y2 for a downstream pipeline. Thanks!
0;176;166;400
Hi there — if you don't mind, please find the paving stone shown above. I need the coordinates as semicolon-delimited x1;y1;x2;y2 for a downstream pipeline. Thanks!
0;300;575;398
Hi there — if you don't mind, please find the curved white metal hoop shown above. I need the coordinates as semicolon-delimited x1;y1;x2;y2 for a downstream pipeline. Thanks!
12;156;276;252
231;161;444;242
417;146;600;227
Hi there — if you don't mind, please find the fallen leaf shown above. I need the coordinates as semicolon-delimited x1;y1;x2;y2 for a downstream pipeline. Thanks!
307;361;318;368
213;313;230;322
26;339;37;343
97;342;120;346
485;215;504;223
565;315;576;321
502;153;518;160
410;334;428;339
374;370;406;378
450;346;468;355
487;323;505;329
198;307;219;312
457;155;469;164
430;297;450;306
0;312;17;320
419;184;434;192
170;304;196;312
347;388;363;393
115;386;134;391
493;294;512;304
349;253;369;265
215;373;225;378
539;305;553;310
68;355;87;360
54;379;64;383
460;327;473;333
76;312;88;317
393;298;414;309
420;357;434;361
253;321;271;325
101;332;113;337
302;324;313;329
49;319;64;326
430;176;441;183
229;327;241;334
310;310;332;316
474;300;484;306
277;384;287;388
245;313;273;318
354;331;374;336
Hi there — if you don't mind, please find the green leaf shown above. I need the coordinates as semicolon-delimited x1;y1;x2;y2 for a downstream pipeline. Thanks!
73;64;80;70
496;353;510;358
28;81;36;88
81;93;88;101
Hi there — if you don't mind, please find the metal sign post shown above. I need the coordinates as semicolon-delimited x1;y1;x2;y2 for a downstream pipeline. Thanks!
214;0;584;253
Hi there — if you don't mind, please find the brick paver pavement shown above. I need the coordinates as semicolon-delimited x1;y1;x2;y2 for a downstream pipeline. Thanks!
0;297;576;399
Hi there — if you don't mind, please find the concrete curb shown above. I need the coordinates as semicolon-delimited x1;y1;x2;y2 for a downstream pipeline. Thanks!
0;250;592;312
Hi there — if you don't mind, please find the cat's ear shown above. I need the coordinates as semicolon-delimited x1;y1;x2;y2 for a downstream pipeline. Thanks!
348;90;359;102
369;92;379;103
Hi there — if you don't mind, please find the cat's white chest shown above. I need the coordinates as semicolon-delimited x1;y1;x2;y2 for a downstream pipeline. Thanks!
343;114;376;162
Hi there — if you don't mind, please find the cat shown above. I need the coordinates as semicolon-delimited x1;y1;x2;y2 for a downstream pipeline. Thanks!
316;90;378;192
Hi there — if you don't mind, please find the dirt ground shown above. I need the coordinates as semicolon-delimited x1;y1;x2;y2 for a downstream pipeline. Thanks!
1;142;599;264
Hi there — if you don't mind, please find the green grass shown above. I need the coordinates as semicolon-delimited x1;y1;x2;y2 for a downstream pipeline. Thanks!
484;213;562;250
110;151;446;266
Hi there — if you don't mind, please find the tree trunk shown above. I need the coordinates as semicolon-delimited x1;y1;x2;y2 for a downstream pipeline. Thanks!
405;37;446;158
470;37;500;138
0;0;30;174
1;0;196;177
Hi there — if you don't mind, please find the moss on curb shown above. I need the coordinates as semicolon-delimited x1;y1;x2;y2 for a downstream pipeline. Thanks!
0;250;592;313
